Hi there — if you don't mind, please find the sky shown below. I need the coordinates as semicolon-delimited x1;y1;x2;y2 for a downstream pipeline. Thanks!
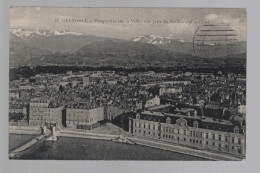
10;7;247;41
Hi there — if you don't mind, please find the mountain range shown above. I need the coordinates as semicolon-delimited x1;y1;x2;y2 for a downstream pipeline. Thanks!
131;35;247;58
9;28;246;67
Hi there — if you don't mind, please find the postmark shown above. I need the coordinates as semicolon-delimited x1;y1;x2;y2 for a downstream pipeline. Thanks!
193;23;238;58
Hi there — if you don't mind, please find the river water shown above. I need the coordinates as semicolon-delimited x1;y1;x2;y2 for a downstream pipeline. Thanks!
9;134;208;160
9;134;35;151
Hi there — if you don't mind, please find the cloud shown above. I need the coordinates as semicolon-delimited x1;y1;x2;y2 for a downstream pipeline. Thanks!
203;13;246;41
9;8;246;41
167;23;196;40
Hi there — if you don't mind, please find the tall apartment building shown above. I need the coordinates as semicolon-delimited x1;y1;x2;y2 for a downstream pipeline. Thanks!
29;98;63;126
66;103;104;129
129;112;245;156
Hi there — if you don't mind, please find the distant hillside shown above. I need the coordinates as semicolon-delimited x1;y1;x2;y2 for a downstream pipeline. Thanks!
22;34;109;53
9;28;246;67
9;29;112;66
131;35;247;58
75;39;204;66
22;39;204;67
76;39;174;65
9;33;52;65
207;53;246;67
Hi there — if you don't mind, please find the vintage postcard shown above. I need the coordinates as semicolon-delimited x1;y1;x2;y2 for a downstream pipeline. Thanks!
9;7;246;160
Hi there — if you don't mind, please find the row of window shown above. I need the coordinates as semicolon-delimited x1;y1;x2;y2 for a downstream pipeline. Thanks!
30;114;58;117
68;121;85;125
163;134;181;141
135;130;204;145
162;128;204;139
206;133;223;140
190;139;202;144
30;118;56;121
162;129;242;144
67;120;95;124
30;108;56;111
30;120;54;124
162;134;203;145
162;135;238;151
67;111;89;114
163;126;177;133
205;133;241;144
134;129;157;136
134;122;157;130
68;118;95;122
190;131;202;138
134;122;242;144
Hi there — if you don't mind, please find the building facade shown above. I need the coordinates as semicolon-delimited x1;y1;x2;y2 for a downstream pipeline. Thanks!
104;105;124;121
29;98;63;126
129;113;245;156
66;105;104;129
159;87;183;96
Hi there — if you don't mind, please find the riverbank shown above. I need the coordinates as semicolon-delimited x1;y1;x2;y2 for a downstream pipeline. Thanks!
9;125;243;161
59;129;119;141
127;136;243;161
55;129;243;160
9;134;35;151
11;135;207;160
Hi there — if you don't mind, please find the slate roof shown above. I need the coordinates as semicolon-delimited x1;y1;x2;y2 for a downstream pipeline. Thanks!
138;113;241;134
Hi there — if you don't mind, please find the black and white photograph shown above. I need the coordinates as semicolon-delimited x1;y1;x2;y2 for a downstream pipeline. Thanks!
8;7;247;161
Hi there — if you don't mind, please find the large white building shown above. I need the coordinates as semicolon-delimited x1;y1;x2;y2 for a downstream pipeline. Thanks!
129;112;246;157
159;87;182;96
29;98;63;126
66;103;104;129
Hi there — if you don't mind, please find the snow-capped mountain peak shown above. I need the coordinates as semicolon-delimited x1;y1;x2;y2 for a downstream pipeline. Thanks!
10;28;84;39
131;35;186;45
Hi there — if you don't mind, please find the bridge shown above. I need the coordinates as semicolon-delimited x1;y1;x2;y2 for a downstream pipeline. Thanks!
9;123;60;159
